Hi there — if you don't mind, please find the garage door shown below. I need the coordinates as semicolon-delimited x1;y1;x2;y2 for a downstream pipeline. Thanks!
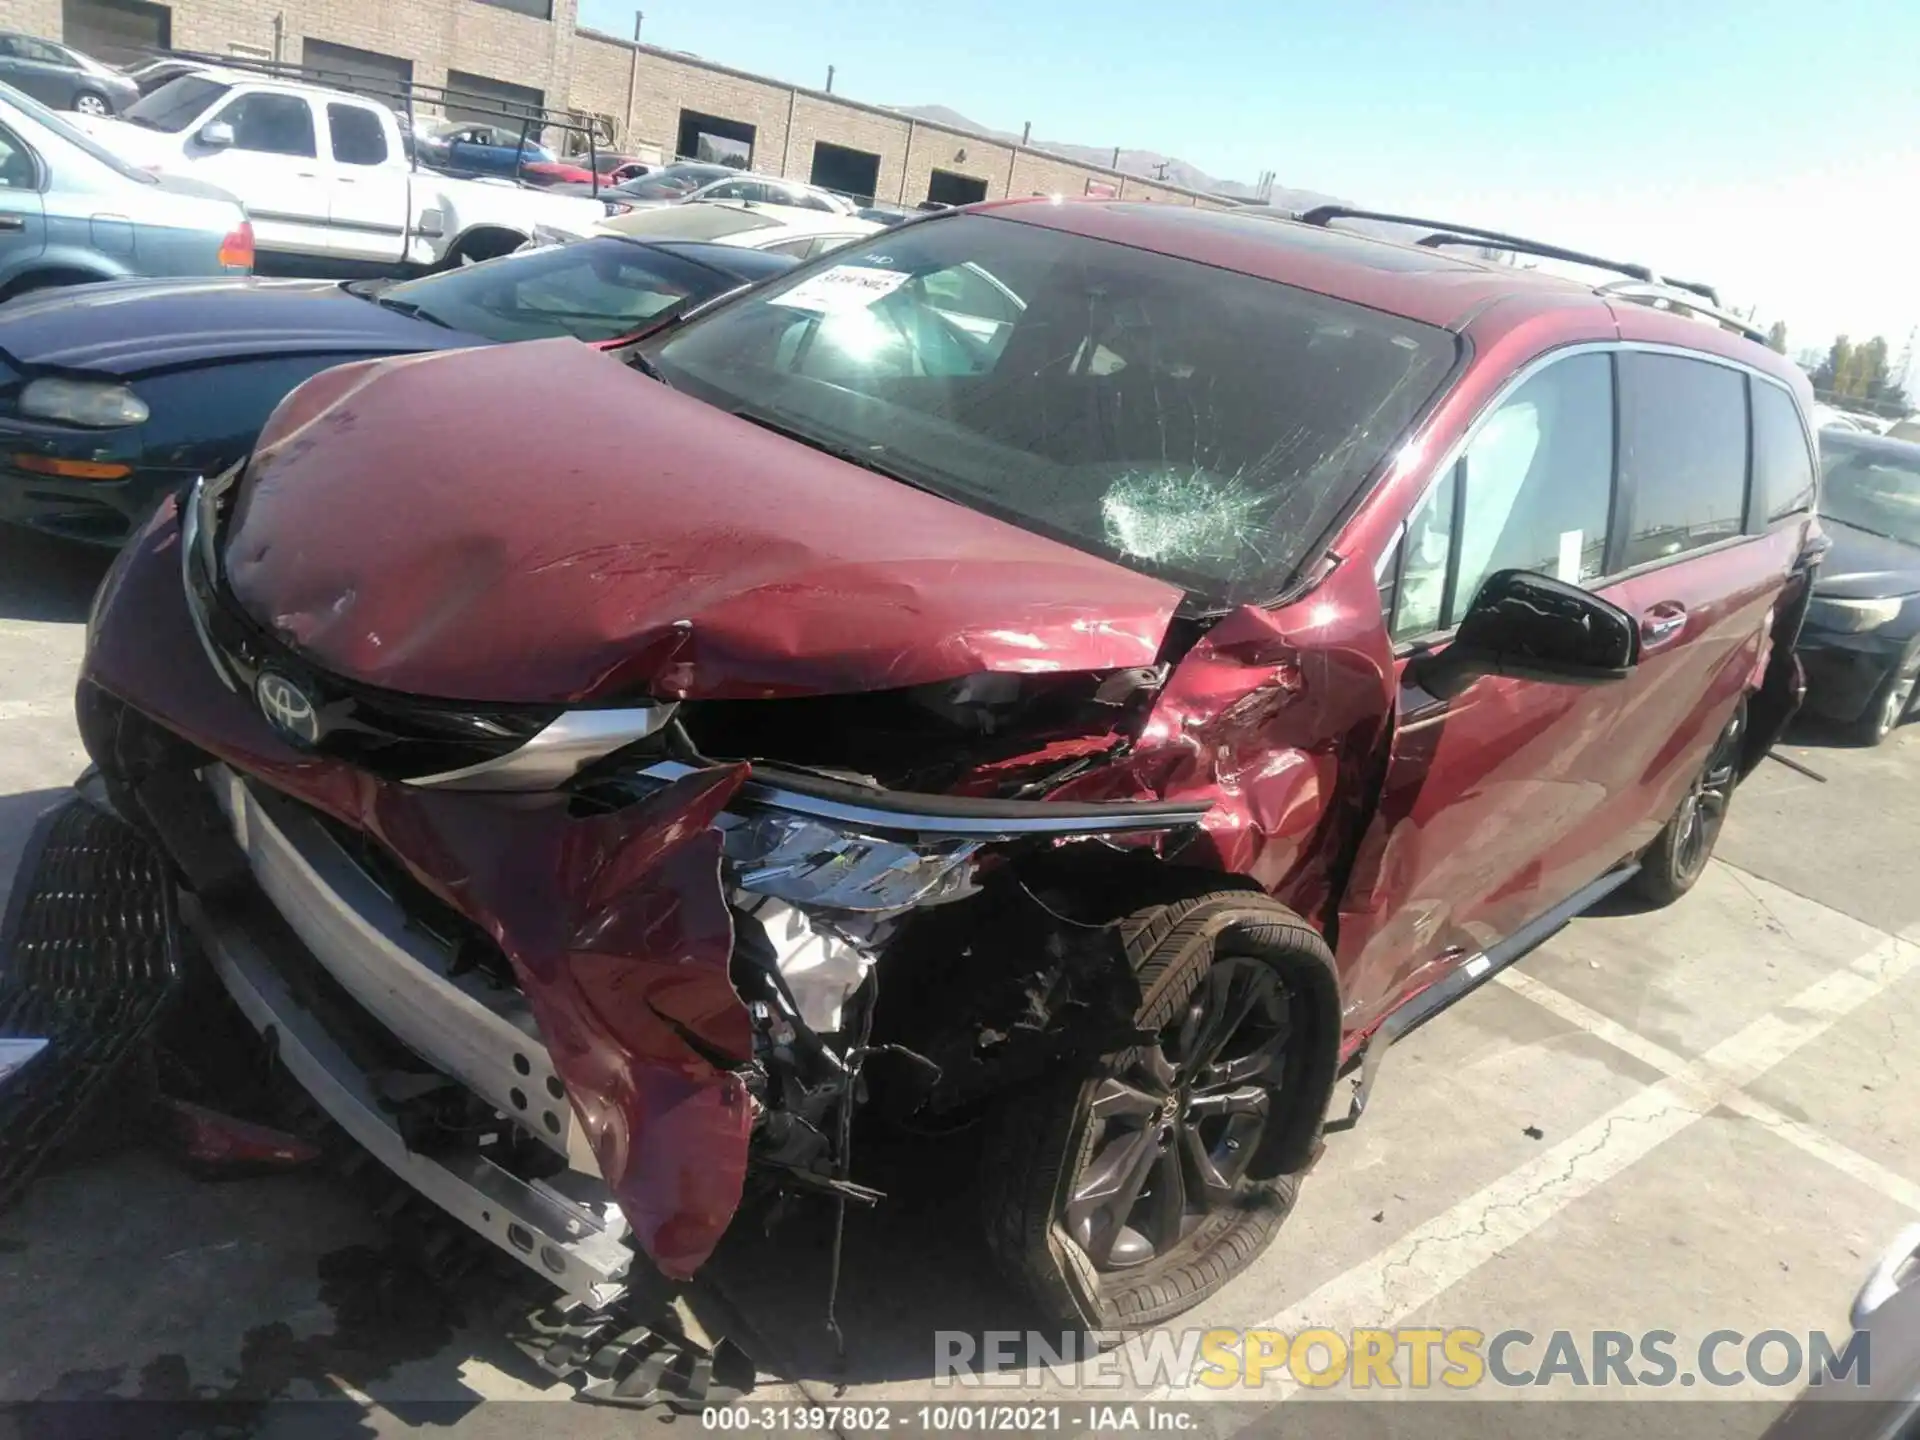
61;0;169;65
445;70;544;128
301;38;411;108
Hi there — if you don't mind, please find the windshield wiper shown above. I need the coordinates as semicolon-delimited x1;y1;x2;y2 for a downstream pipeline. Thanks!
370;295;455;330
729;408;935;494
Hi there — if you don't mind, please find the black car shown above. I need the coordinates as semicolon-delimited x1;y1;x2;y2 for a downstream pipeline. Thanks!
0;32;136;115
1797;430;1920;744
0;236;794;546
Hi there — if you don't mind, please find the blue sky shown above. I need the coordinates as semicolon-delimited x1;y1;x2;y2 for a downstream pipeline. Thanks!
578;0;1920;362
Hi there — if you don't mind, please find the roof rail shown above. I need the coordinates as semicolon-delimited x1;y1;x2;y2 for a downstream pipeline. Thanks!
1294;206;1659;282
1294;206;1761;344
1592;280;1772;348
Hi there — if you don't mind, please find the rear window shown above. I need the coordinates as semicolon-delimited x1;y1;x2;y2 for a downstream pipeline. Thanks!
1749;381;1816;523
328;104;387;166
648;212;1458;603
1618;352;1749;568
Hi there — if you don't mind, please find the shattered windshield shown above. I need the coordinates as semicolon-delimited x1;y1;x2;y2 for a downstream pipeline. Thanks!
647;211;1457;602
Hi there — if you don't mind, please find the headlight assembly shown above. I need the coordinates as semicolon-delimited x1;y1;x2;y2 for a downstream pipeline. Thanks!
19;377;150;428
1807;595;1903;634
721;809;980;912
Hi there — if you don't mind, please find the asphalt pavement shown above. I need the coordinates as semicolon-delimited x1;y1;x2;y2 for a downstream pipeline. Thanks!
2;522;1916;1437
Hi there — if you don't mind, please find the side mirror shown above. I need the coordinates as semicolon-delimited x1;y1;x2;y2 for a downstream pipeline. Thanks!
197;120;235;149
1413;569;1640;701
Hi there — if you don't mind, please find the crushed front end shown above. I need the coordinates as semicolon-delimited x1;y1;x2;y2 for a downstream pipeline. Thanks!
70;471;1236;1307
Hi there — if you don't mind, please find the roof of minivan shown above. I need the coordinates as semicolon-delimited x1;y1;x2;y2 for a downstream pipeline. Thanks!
978;199;1801;388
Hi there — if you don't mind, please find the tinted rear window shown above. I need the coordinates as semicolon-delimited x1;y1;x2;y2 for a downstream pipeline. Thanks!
1618;352;1748;567
328;104;387;166
1749;380;1816;523
649;212;1458;602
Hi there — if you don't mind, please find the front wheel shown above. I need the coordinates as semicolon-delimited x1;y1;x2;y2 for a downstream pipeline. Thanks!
72;91;110;116
1850;649;1919;747
979;893;1331;1331
1632;701;1745;906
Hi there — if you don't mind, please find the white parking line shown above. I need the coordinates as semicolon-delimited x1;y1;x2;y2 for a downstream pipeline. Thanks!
1498;966;1920;1215
1150;926;1920;1401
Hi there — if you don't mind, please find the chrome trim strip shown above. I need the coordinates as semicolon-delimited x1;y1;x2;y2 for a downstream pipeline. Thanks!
405;704;679;790
207;766;576;1159
636;760;1212;838
178;476;238;693
186;889;631;1305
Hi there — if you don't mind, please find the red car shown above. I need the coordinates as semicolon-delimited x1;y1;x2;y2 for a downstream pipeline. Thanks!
69;200;1822;1333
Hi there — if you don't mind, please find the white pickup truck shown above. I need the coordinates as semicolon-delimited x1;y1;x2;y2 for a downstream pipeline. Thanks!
74;67;614;274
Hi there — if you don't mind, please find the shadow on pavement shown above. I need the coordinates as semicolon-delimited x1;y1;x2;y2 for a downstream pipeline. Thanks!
705;1126;1061;1389
0;526;112;625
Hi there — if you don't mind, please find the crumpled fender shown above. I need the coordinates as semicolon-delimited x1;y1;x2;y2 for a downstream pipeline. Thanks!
1053;557;1399;923
84;502;757;1278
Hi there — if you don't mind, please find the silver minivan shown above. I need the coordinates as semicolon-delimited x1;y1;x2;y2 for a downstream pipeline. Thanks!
0;80;252;298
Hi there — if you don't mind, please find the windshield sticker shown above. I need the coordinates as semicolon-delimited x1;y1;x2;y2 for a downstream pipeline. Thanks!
1100;467;1269;570
769;265;912;314
1556;529;1583;583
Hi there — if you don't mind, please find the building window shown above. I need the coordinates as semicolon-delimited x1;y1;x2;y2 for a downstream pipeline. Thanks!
810;141;878;203
928;169;988;206
676;109;753;167
472;0;553;18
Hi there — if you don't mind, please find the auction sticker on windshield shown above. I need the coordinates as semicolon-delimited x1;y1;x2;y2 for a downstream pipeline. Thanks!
770;264;911;313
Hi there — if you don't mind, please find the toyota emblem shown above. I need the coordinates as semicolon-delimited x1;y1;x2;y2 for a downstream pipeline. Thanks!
255;671;320;747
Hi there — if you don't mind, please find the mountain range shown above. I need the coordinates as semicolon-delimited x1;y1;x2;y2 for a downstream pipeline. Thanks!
887;104;1343;210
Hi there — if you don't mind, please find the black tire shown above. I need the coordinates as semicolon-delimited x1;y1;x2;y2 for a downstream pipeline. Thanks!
979;891;1334;1331
72;90;111;117
444;231;524;269
1848;647;1920;748
1632;700;1746;906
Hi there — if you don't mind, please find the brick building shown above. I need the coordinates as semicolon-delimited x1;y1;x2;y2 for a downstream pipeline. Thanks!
1;0;1238;209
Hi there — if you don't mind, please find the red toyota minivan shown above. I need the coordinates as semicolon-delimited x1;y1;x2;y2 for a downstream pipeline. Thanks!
64;200;1823;1336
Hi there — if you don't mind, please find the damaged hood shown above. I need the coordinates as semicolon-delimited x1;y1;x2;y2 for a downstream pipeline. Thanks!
225;340;1183;704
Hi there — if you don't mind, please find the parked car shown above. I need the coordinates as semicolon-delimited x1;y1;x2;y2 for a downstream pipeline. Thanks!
0;235;791;545
548;159;735;201
120;57;210;98
0;82;251;300
677;172;854;213
71;203;1820;1337
590;199;881;257
1796;429;1920;743
75;70;613;273
1760;1225;1920;1439
519;157;597;187
0;32;136;116
416;120;555;178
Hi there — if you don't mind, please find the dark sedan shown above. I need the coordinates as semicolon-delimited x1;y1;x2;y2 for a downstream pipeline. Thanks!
0;236;794;545
1797;429;1920;744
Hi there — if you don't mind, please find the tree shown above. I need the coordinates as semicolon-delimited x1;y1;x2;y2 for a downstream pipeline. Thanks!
1811;335;1853;394
1765;320;1787;354
1810;332;1910;414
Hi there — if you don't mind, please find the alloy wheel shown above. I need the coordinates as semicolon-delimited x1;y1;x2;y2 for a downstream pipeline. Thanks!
1065;957;1289;1272
1673;711;1743;880
73;93;108;116
1884;667;1919;738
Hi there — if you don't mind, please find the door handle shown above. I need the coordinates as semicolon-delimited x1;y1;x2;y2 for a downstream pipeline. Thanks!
1641;604;1688;647
0;216;23;231
295;171;319;179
